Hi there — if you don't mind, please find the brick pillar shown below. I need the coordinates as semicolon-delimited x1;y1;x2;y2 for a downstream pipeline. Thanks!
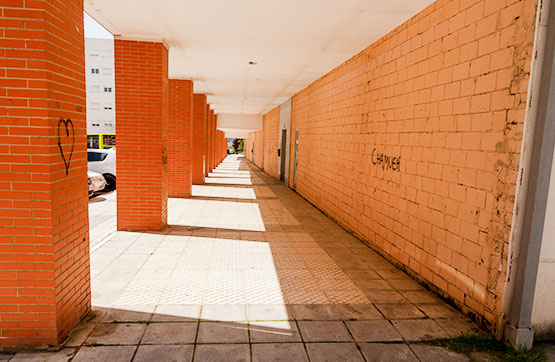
204;105;210;177
219;131;223;163
213;114;218;167
206;107;213;176
168;79;193;198
0;0;90;347
115;39;168;230
220;131;225;163
221;132;226;162
192;94;207;184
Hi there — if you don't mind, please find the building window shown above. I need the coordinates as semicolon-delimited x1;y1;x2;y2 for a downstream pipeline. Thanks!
90;50;99;56
104;122;113;127
102;50;112;58
91;68;99;74
91;103;100;110
90;85;100;92
92;123;100;127
103;68;112;75
103;87;112;93
103;104;113;110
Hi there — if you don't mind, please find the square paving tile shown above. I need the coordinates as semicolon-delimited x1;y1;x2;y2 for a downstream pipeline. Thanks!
359;343;419;362
201;305;247;322
375;303;424;319
392;319;449;341
252;343;308;362
249;321;301;342
247;304;293;321
363;290;408;303
100;306;155;323
197;322;249;343
152;305;201;321
134;345;193;362
345;320;403;342
71;346;135;362
402;291;442;304
306;343;365;362
85;323;146;345
388;279;426;291
435;318;481;337
332;304;383;320
297;321;352;342
410;344;470;361
416;303;464;319
194;344;250;362
63;323;95;346
9;349;76;362
292;304;338;320
141;323;197;344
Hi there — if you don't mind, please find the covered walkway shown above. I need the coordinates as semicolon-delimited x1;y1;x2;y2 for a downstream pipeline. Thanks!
16;155;478;361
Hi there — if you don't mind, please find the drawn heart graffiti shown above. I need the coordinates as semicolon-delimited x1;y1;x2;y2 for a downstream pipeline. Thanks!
57;118;75;175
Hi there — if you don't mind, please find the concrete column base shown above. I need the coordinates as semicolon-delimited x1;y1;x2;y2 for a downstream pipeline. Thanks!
505;324;534;349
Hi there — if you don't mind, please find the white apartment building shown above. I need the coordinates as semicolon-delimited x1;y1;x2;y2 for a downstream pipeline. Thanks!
85;37;115;148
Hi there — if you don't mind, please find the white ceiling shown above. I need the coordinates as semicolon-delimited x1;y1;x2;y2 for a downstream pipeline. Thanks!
85;0;434;116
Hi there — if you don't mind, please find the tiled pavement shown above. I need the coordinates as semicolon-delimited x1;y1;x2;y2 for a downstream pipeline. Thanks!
5;155;490;361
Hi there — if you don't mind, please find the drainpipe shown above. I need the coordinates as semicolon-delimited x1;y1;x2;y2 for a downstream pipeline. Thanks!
504;0;555;349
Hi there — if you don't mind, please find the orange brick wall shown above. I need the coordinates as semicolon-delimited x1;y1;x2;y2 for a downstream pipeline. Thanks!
269;0;537;331
263;106;280;178
0;0;90;347
168;79;193;198
192;94;206;184
115;39;168;231
244;133;254;162
253;130;264;169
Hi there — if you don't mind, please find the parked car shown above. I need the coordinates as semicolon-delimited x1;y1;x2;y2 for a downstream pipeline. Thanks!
88;148;116;191
88;171;106;197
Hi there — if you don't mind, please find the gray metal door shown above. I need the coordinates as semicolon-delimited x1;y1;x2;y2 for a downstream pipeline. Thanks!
280;129;287;181
293;130;298;189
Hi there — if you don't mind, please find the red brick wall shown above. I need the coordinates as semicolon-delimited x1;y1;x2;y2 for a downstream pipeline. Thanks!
192;94;206;184
115;39;169;231
0;0;90;347
263;107;280;178
168;79;193;198
253;131;264;169
276;0;537;330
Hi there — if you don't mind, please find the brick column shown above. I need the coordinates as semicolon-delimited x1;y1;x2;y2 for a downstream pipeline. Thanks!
115;39;168;230
0;0;90;347
213;114;218;167
204;105;210;177
168;79;193;198
206;107;213;176
192;94;207;184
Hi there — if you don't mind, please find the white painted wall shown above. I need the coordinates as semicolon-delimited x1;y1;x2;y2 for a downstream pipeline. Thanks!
531;149;555;338
217;114;263;132
278;98;292;182
85;38;115;135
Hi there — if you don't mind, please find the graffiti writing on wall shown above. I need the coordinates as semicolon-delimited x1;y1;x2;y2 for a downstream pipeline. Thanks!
58;118;75;175
372;148;401;171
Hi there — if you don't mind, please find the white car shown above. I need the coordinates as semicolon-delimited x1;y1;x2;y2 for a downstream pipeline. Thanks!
88;171;106;197
88;148;116;191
